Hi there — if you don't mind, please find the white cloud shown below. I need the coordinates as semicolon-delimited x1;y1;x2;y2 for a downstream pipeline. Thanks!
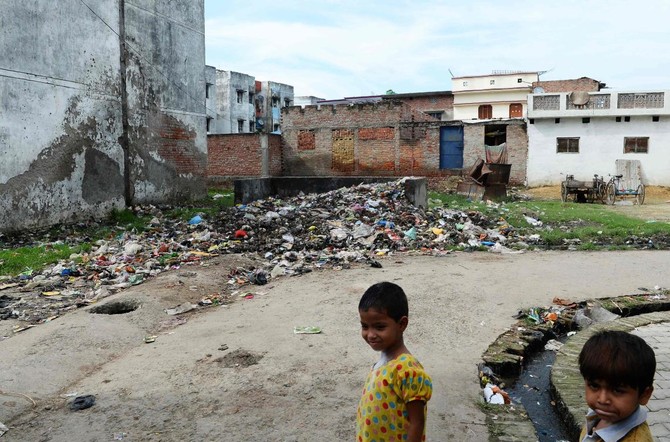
205;0;670;97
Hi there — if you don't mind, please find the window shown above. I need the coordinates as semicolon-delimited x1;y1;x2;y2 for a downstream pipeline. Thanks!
462;81;468;86
490;80;496;85
616;116;622;122
205;83;212;99
478;104;493;119
652;115;660;122
236;90;244;104
273;124;280;132
555;118;561;124
249;93;254;104
624;137;649;153
517;78;523;83
272;97;280;108
624;116;630;122
237;119;244;133
582;117;590;123
509;103;523;118
284;98;291;108
206;117;212;133
557;137;579;153
427;111;442;120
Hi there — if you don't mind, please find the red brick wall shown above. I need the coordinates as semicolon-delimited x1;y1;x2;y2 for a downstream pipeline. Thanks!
207;134;262;177
154;115;204;175
281;102;460;177
268;134;283;176
390;95;454;120
533;78;601;93
462;122;527;185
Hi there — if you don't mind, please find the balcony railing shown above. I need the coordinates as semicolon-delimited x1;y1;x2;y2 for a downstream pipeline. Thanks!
617;92;664;109
529;91;667;117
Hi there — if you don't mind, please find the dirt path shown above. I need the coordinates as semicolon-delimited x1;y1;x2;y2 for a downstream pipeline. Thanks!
2;250;669;441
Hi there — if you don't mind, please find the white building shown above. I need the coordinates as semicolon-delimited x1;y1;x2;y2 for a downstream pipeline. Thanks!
527;90;670;186
452;71;539;121
206;67;256;134
205;67;294;134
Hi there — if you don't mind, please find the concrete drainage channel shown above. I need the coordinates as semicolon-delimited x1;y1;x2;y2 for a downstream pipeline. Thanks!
479;292;670;441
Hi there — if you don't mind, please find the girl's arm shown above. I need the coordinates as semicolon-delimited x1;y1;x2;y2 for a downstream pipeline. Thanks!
406;400;426;442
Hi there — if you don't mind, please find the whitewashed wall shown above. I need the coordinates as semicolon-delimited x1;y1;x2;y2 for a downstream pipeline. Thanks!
527;116;670;186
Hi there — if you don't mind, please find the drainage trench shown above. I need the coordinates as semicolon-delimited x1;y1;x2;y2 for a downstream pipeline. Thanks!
508;337;571;442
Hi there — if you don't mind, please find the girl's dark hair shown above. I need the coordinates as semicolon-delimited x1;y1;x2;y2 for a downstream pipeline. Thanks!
579;330;656;394
358;282;408;321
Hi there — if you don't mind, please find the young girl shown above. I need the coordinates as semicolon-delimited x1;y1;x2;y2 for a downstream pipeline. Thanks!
357;282;433;442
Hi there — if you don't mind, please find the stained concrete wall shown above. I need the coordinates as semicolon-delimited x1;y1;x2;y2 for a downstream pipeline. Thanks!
0;0;206;232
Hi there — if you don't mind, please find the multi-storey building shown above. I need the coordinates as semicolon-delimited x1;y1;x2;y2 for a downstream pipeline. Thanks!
205;69;294;135
452;71;540;120
527;90;670;186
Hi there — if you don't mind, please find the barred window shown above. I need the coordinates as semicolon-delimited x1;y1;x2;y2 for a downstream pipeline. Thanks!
624;137;649;153
557;137;579;153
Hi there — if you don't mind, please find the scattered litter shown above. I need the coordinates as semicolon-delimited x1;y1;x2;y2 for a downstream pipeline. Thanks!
483;383;511;405
164;303;196;316
69;395;96;411
544;339;564;351
0;422;7;437
294;326;322;334
144;335;157;344
188;215;203;225
113;433;127;440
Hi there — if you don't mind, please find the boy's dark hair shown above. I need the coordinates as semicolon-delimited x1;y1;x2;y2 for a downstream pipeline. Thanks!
358;282;408;321
579;330;656;394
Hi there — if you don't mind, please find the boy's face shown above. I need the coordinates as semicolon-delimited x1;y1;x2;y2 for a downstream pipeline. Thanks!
584;379;653;427
359;308;407;353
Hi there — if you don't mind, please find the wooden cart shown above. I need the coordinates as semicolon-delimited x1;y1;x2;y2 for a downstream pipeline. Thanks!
560;174;606;203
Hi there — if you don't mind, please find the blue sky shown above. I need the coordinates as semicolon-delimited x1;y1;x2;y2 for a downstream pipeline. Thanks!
204;0;670;99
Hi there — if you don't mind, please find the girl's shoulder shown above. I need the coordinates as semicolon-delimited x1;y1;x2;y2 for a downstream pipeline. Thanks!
388;353;424;370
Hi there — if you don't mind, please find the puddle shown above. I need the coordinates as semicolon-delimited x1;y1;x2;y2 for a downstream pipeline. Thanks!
508;340;571;442
90;300;140;315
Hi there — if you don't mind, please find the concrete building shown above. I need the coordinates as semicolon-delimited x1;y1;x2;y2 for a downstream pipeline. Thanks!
527;90;670;186
204;71;294;135
294;96;325;107
0;0;207;232
452;71;539;120
256;81;294;134
205;68;256;134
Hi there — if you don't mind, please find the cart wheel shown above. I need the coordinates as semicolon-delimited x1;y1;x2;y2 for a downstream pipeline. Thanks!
560;182;568;202
636;184;645;205
605;183;616;205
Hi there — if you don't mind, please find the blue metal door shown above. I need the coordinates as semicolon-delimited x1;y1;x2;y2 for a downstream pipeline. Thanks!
440;126;464;169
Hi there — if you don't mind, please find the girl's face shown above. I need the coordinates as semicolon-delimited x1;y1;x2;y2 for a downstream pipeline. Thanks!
359;308;407;354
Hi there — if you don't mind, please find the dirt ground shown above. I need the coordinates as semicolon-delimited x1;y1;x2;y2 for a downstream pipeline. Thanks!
2;250;670;441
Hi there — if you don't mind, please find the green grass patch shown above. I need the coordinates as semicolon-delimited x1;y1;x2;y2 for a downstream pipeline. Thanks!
428;191;670;246
0;243;85;277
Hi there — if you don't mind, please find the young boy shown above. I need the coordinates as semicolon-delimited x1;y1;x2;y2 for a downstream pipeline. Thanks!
578;330;656;441
356;282;432;442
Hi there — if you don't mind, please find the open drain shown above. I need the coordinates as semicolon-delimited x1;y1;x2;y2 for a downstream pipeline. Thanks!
90;300;140;315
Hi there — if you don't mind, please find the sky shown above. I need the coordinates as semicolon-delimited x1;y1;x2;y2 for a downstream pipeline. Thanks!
204;0;670;100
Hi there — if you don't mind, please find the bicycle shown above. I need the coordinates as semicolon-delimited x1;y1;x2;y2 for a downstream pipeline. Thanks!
604;174;645;205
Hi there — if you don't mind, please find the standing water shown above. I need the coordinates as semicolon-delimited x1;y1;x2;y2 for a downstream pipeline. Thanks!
508;343;572;442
